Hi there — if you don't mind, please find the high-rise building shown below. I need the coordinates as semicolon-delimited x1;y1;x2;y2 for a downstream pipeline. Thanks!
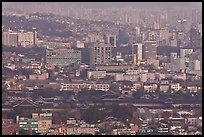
180;48;193;67
143;41;157;60
117;28;129;46
89;43;112;66
104;34;117;47
46;48;81;66
2;30;37;47
135;26;141;36
18;31;37;47
190;28;202;48
2;31;18;46
132;43;143;65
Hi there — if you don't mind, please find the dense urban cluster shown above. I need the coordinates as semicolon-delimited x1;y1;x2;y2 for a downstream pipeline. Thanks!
2;3;202;135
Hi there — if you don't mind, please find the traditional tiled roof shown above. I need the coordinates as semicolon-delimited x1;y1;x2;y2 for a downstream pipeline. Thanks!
13;98;39;108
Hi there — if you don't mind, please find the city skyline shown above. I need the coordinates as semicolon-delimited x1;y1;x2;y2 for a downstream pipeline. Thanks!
3;2;202;9
2;2;202;135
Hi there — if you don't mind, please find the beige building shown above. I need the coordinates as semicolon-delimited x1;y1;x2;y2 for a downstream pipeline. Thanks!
143;41;157;60
2;31;18;46
29;73;49;80
170;83;181;91
60;82;110;91
160;84;170;92
46;48;81;66
95;65;132;71
18;31;37;47
18;113;52;134
87;71;106;79
38;119;52;134
89;43;112;66
132;43;143;65
76;41;85;48
66;126;99;135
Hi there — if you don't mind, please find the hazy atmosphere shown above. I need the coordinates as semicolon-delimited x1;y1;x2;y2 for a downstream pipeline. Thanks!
2;2;202;135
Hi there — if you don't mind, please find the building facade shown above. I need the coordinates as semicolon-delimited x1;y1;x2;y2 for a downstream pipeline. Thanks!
46;48;81;66
143;41;157;60
89;43;112;66
132;43;143;65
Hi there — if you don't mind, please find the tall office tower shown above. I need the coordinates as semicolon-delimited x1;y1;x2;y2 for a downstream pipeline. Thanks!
46;48;81;66
190;28;202;48
135;26;142;43
143;41;157;60
2;31;18;46
89;43;112;66
132;43;143;65
117;28;129;46
104;34;117;47
18;31;37;47
180;48;193;67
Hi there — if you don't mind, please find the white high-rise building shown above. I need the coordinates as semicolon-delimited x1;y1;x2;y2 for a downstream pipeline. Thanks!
132;43;143;65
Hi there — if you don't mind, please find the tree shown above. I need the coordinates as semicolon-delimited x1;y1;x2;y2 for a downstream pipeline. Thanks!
133;87;144;99
161;111;171;120
81;106;105;124
2;90;8;103
111;104;133;124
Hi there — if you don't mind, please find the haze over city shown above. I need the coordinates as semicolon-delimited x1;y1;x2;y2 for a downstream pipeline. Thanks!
2;2;202;135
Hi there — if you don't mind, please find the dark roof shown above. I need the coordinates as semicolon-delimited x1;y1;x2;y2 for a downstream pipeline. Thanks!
13;98;39;108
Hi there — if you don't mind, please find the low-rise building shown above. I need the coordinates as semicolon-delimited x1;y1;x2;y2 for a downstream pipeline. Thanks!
87;70;106;79
60;82;110;91
160;84;170;92
187;86;198;93
132;82;143;91
29;73;49;80
170;83;181;92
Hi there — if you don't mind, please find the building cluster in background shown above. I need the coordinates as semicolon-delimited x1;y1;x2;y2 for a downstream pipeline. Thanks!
2;2;202;135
